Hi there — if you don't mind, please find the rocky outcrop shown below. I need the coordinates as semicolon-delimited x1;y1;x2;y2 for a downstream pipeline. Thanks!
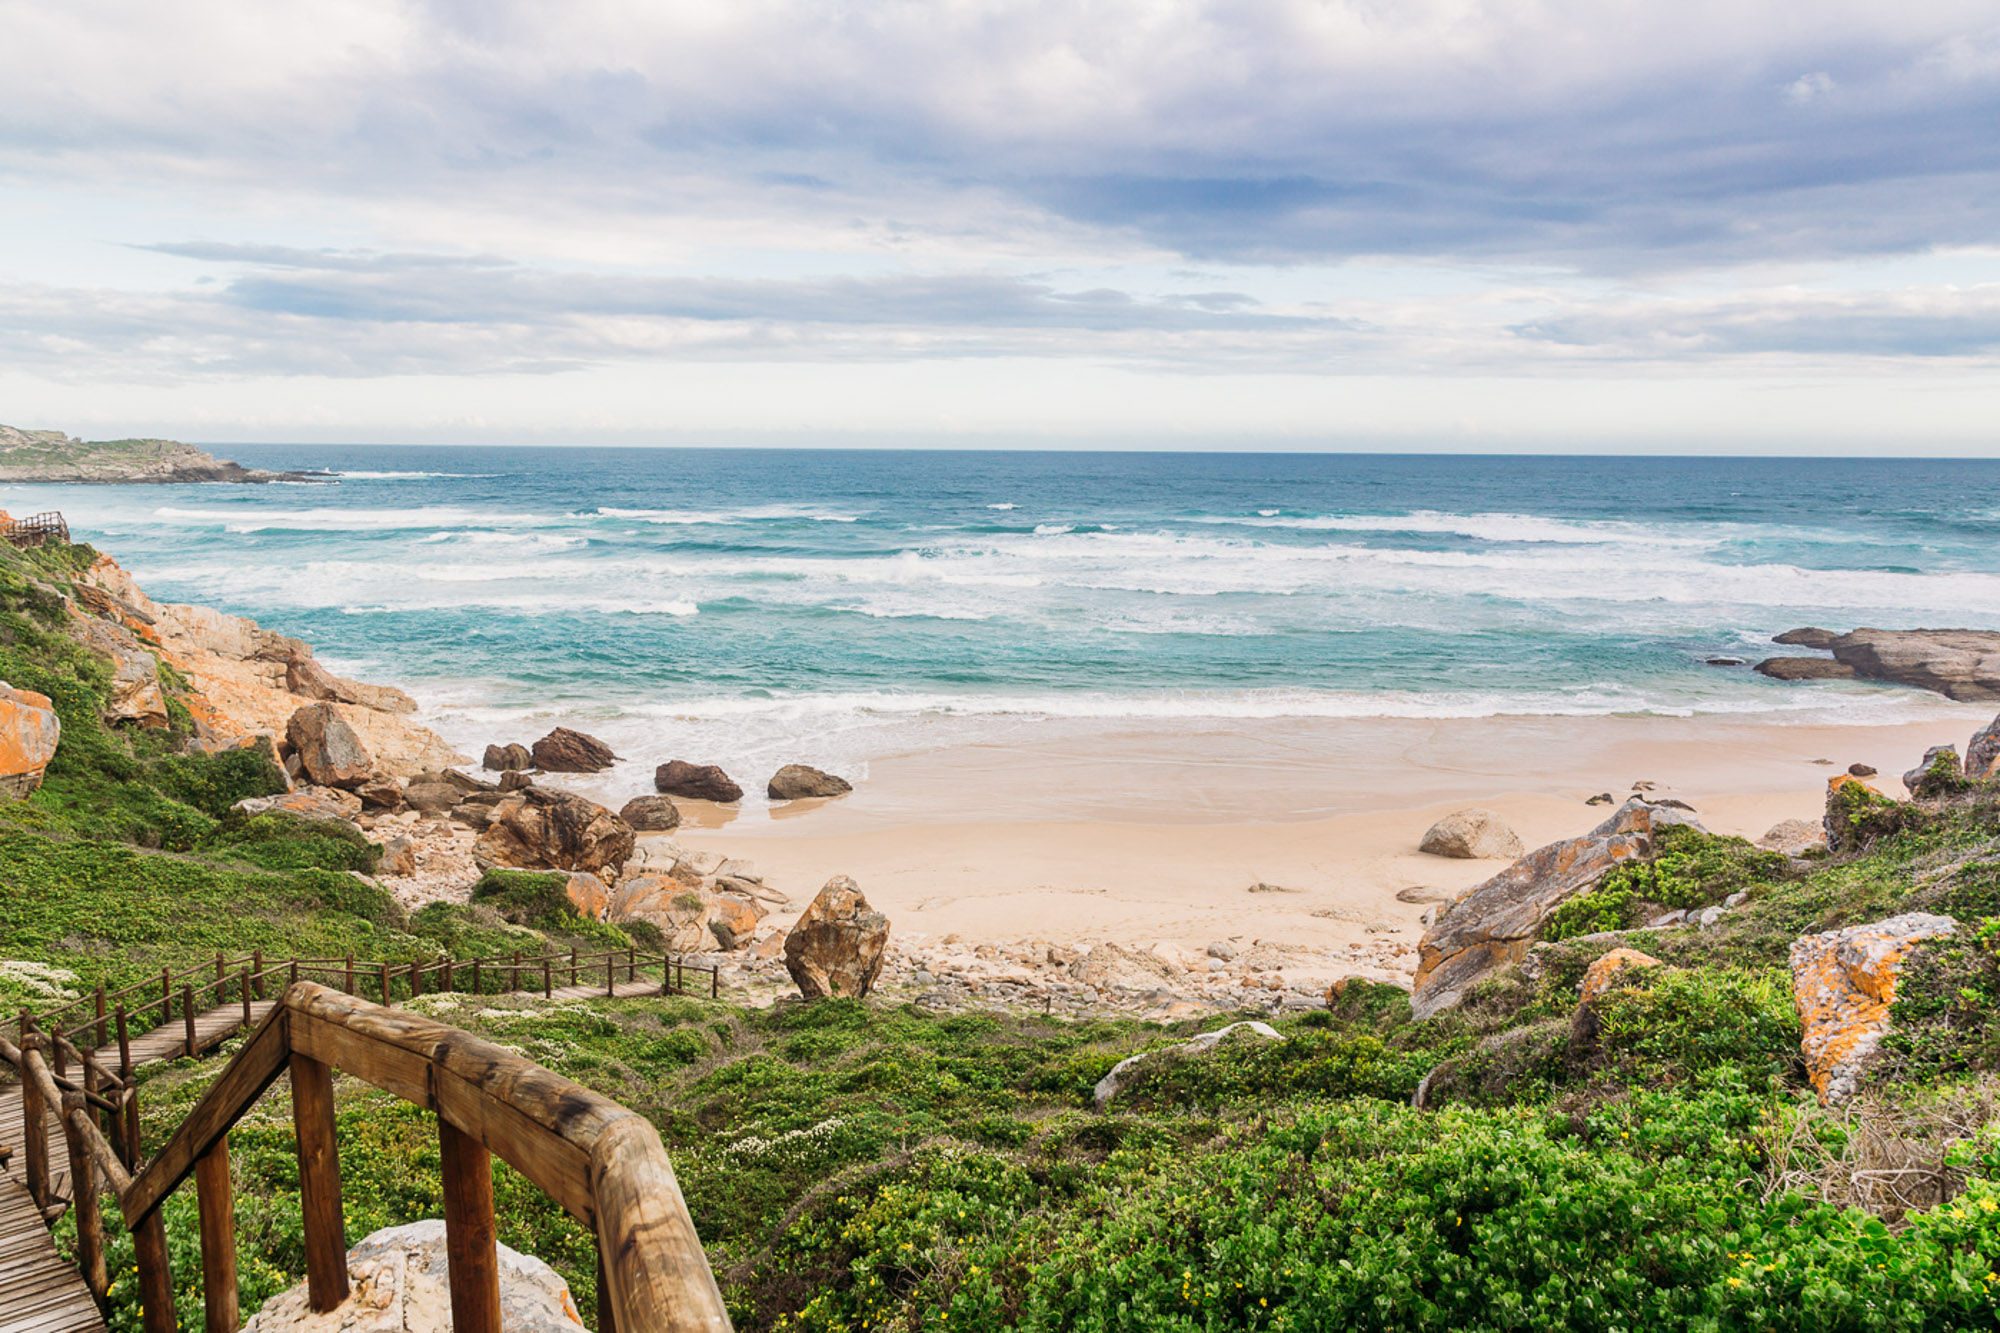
285;656;415;713
234;787;363;824
1092;1021;1283;1109
607;876;762;952
783;875;890;999
1758;818;1828;858
72;617;168;727
377;836;417;876
286;704;374;789
618;794;681;831
1967;715;2000;780
1410;800;1676;1020
530;728;617;773
1903;744;1967;799
1773;627;1840;649
563;871;610;921
240;1220;583;1332
1577;948;1662;1004
1418;809;1523;860
1754;657;1858;681
1824;773;1898;854
0;424;328;485
1827;629;2000;702
767;764;852;800
0;684;60;798
1070;942;1179;991
472;789;634;878
1790;913;1957;1103
483;742;532;771
654;760;743;803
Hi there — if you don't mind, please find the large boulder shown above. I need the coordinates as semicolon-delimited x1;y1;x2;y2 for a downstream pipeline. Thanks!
1418;809;1524;860
654;760;744;803
619;794;682;832
1070;943;1178;991
1903;744;1968;799
768;764;853;800
233;787;364;824
241;1219;584;1332
1968;714;2000;780
0;684;59;799
483;742;533;771
1577;948;1663;1004
783;875;890;999
1758;818;1827;858
403;780;460;816
606;876;757;952
285;703;374;789
1828;628;2000;701
529;727;617;773
563;871;610;921
1773;627;1841;649
285;656;417;713
74;618;168;727
1790;913;1957;1104
1753;657;1858;681
472;788;634;878
1410;800;1672;1020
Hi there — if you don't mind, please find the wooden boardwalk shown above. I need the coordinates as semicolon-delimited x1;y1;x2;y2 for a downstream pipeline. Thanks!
0;973;670;1328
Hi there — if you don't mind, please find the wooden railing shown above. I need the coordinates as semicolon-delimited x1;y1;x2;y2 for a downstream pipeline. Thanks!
0;511;70;548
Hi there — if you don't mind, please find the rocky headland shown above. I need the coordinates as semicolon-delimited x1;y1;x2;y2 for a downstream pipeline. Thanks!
0;423;329;484
1756;625;2000;700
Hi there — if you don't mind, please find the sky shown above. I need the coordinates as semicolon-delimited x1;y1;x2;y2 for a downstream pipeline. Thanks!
2;0;1998;451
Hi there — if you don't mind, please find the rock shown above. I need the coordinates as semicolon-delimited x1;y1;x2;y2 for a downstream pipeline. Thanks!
1823;773;1898;854
529;727;618;773
285;656;417;713
1903;744;1968;799
708;896;761;950
285;703;374;789
1967;716;2000;780
449;792;505;830
0;684;60;799
472;788;634;878
1246;881;1302;894
1758;818;1827;858
1704;657;1746;666
716;859;761;882
1092;1021;1283;1109
74;617;168;728
783;875;890;999
1395;887;1448;904
1205;941;1237;961
1585;792;1614;805
563;871;610;921
240;1219;584;1332
437;768;499;795
1411;801;1662;1020
1790;912;1957;1103
1698;905;1724;929
606;875;712;951
1755;657;1859;681
1817;628;2000;701
377;836;417;876
1848;763;1877;777
767;764;853;800
1725;890;1750;908
499;769;533;792
1774;627;1841;649
355;776;404;811
618;794;682;832
1646;910;1686;927
1418;808;1524;860
1070;942;1178;991
403;780;460;816
234;787;363;824
653;760;744;803
1577;948;1663;1004
483;742;533;771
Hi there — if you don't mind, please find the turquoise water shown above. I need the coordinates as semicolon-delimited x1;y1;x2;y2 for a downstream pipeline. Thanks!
7;448;1996;771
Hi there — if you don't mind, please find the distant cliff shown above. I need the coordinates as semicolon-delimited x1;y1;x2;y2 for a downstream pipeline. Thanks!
0;424;330;484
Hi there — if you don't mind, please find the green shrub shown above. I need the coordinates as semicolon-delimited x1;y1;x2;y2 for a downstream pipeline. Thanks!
202;810;379;874
1593;966;1801;1086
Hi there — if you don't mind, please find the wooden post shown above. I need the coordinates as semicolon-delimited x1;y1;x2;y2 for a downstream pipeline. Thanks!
512;952;522;992
345;953;355;995
571;947;579;986
443;958;454;992
183;985;197;1057
711;966;718;1000
411;960;423;999
472;959;482;995
96;985;108;1049
379;962;391;1006
52;1023;66;1080
216;951;227;987
661;954;670;997
134;1206;176;1333
606;954;616;998
63;1092;108;1302
241;970;253;1030
628;947;637;982
161;967;172;1021
543;959;553;999
116;1005;131;1080
291;960;300;988
123;1086;142;1171
195;1136;239;1333
439;1119;502;1333
254;949;266;999
20;1039;48;1211
290;1051;350;1311
597;1249;618;1333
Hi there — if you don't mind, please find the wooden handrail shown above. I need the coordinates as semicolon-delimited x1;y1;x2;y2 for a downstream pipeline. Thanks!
124;983;732;1332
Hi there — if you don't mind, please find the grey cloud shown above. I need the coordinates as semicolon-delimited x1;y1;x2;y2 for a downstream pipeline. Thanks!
1516;288;2000;358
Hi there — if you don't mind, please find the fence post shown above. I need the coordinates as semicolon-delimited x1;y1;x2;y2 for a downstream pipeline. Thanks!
291;960;300;988
123;1086;142;1171
443;958;455;992
410;960;423;1000
134;1206;176;1333
161;967;173;1022
379;962;391;1006
20;1027;48;1211
597;1250;618;1333
96;985;108;1049
511;952;522;993
661;953;670;997
241;969;253;1030
712;966;718;1000
215;950;227;987
64;1091;108;1301
606;953;615;998
51;1022;65;1080
182;985;197;1057
440;1119;502;1333
472;959;482;995
115;1005;132;1080
196;1135;240;1333
254;949;266;1000
345;953;356;995
543;958;552;999
290;1051;350;1311
570;946;579;987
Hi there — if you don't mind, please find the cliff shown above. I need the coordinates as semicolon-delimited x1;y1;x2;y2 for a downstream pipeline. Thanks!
0;424;329;484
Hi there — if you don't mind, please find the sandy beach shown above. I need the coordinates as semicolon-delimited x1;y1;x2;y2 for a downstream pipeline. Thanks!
524;707;1999;981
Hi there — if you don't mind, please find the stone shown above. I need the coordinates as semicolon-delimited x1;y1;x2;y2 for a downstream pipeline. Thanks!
1773;627;1841;649
1395;887;1448;904
483;742;533;771
767;763;853;800
1848;762;1878;777
783;875;890;999
1819;629;2000;701
1645;910;1686;927
1824;772;1896;853
1411;801;1661;1020
1246;881;1302;894
1903;744;1967;799
1790;912;1957;1103
234;787;363;824
377;836;417;877
285;703;374;789
1093;1021;1282;1109
1585;792;1614;805
1070;942;1177;991
472;788;634;878
74;617;168;727
1724;890;1750;908
708;895;761;950
1698;905;1724;929
1968;715;2000;780
1205;940;1237;961
355;776;404;811
1418;808;1524;860
618;794;682;832
240;1219;583;1332
606;875;711;951
285;656;417;713
654;760;744;803
1705;657;1746;666
437;768;499;795
1754;657;1859;681
1758;818;1828;858
563;871;610;921
529;727;618;773
0;684;60;799
1577;947;1663;1004
403;780;459;816
499;769;533;792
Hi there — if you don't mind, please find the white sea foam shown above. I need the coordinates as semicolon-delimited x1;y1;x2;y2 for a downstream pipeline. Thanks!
333;470;500;479
988;502;1017;510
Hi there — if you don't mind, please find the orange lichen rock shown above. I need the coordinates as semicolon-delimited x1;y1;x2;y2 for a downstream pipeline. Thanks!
1790;912;1956;1103
0;683;60;797
563;871;610;921
1577;947;1664;1004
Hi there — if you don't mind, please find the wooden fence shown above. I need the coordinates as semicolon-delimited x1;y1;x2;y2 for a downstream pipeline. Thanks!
0;512;70;548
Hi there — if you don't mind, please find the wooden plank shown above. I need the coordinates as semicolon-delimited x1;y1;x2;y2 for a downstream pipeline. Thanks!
194;1139;238;1333
439;1119;500;1333
289;1051;349;1312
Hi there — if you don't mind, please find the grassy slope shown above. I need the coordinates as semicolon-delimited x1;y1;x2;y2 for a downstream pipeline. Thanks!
6;536;2000;1329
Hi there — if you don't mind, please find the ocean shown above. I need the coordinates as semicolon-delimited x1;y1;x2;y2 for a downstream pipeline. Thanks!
7;448;1997;788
